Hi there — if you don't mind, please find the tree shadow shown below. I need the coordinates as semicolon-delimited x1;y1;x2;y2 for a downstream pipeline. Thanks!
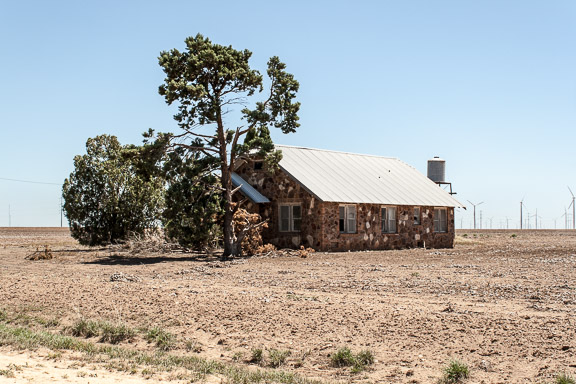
82;252;222;266
52;248;108;253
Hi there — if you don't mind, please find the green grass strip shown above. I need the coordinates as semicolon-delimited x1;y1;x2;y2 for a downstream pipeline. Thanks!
0;322;324;384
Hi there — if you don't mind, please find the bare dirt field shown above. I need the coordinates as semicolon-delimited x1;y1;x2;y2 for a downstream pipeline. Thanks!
1;228;576;383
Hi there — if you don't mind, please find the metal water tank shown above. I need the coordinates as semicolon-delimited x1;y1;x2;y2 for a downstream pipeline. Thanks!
427;157;445;183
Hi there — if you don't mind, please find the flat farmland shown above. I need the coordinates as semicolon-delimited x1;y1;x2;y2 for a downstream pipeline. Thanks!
1;228;575;383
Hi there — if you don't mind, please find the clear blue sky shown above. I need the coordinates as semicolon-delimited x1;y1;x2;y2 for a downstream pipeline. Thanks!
1;0;575;229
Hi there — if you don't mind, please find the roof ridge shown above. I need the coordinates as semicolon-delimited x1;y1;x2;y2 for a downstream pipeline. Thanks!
275;144;399;160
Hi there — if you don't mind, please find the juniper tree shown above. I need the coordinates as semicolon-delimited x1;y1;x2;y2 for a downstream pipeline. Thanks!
62;134;165;246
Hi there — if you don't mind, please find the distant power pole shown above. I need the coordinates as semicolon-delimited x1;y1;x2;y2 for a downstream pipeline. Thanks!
60;197;63;227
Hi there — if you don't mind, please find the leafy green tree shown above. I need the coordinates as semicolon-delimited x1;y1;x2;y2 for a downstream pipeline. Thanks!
62;134;165;246
158;34;300;258
162;147;223;250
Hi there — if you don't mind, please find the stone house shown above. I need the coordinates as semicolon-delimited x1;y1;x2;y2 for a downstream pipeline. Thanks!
233;145;463;251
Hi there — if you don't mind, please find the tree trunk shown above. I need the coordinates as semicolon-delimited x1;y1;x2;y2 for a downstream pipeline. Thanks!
222;199;235;259
215;101;242;260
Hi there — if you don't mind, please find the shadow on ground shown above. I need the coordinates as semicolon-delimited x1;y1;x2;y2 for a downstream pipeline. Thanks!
82;253;222;265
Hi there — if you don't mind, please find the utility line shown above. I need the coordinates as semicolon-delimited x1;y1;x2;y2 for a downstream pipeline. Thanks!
0;177;60;186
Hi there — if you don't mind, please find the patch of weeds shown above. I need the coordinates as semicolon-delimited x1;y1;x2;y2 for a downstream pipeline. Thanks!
37;317;60;328
7;364;23;372
555;373;576;384
69;319;101;338
331;347;355;368
268;349;291;368
145;327;175;351
356;350;374;366
185;339;202;353
0;368;15;378
293;349;310;368
47;351;63;360
0;309;7;322
331;347;374;373
510;234;517;238
141;367;155;378
249;348;264;365
462;234;468;238
0;322;324;384
438;359;469;383
99;322;135;344
411;272;420;277
232;351;244;362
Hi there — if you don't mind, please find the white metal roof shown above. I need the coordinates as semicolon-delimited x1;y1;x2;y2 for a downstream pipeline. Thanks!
276;145;464;208
231;173;270;204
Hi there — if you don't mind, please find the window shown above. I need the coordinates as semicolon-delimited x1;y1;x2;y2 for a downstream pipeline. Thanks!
339;205;356;233
434;208;447;232
413;207;421;225
381;206;397;233
279;204;301;232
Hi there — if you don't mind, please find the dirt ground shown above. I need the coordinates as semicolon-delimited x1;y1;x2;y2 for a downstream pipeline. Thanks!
1;228;575;383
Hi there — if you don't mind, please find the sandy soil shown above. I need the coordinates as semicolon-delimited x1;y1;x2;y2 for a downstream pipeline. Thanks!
0;347;191;384
1;228;576;383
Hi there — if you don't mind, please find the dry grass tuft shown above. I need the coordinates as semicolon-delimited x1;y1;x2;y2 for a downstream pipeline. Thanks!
118;230;181;254
26;245;54;260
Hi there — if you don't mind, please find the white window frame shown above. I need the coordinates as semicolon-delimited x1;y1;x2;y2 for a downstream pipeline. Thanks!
279;203;301;232
413;207;421;225
434;207;448;233
339;205;357;234
381;206;397;233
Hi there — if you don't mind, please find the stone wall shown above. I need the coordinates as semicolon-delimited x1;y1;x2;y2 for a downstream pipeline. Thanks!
235;161;455;251
235;163;323;249
319;203;454;251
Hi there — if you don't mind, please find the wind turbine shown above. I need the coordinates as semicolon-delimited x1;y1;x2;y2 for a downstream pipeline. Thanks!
520;197;526;230
467;200;484;230
569;187;575;230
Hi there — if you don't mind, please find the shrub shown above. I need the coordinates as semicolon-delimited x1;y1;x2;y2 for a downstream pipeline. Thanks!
268;349;291;368
249;348;264;365
331;347;355;368
145;327;175;351
439;359;469;383
99;322;135;344
356;349;374;366
69;319;100;338
162;147;223;250
556;373;576;384
331;347;374;373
